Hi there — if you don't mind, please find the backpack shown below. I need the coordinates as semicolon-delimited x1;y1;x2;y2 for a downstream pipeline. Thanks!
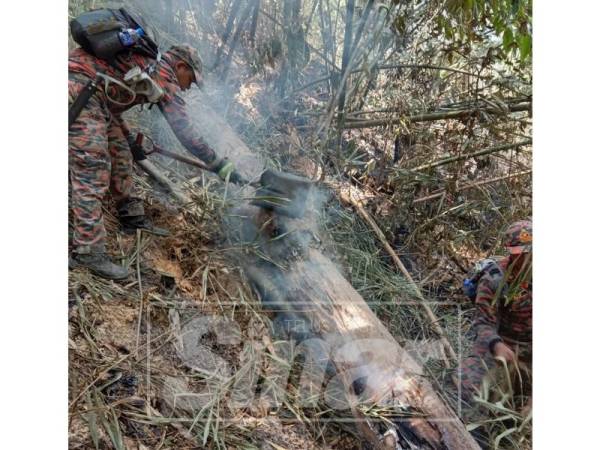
68;8;166;126
462;257;504;302
70;8;159;63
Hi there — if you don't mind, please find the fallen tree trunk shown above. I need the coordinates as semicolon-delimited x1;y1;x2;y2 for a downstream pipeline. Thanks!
246;249;478;449
171;92;479;449
293;251;476;449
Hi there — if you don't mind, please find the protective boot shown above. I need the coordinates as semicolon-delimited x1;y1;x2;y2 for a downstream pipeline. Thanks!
119;215;170;236
117;197;170;237
70;253;129;280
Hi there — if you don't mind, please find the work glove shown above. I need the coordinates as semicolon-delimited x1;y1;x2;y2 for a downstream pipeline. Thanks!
212;158;247;185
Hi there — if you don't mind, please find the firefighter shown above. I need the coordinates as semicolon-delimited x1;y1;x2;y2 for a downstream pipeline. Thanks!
69;39;243;279
459;220;532;405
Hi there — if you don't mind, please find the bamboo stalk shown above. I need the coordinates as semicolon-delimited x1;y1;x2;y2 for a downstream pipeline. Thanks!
212;0;243;69
411;139;532;172
319;1;384;137
249;0;260;46
349;0;375;58
412;170;532;204
337;0;355;115
317;0;335;95
339;185;458;364
343;102;531;129
304;0;319;35
221;0;256;78
375;63;483;77
259;7;340;70
285;63;488;95
349;95;529;116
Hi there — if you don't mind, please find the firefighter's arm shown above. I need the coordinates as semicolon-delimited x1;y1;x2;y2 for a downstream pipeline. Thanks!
473;277;504;354
473;281;517;363
158;94;245;183
492;341;516;363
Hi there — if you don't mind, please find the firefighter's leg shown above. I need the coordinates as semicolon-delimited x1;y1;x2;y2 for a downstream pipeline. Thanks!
69;73;128;279
69;74;111;254
107;118;136;206
107;120;169;237
458;339;495;403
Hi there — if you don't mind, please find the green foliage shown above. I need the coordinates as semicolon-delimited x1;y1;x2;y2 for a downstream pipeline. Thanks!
430;0;532;66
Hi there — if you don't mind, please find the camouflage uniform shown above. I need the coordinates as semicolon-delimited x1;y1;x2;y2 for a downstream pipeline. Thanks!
459;221;533;401
69;47;217;254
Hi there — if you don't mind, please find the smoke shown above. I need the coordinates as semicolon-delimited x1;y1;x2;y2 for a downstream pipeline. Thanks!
89;0;383;375
86;1;350;310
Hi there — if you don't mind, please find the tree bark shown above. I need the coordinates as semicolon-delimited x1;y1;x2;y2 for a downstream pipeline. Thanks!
337;0;355;115
249;0;261;46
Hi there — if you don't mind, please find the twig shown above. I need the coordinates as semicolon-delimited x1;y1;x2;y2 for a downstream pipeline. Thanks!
68;354;130;412
146;299;151;405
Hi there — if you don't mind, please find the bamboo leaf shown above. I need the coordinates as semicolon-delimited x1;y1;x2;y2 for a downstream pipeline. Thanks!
83;392;100;450
503;27;514;51
518;34;532;60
